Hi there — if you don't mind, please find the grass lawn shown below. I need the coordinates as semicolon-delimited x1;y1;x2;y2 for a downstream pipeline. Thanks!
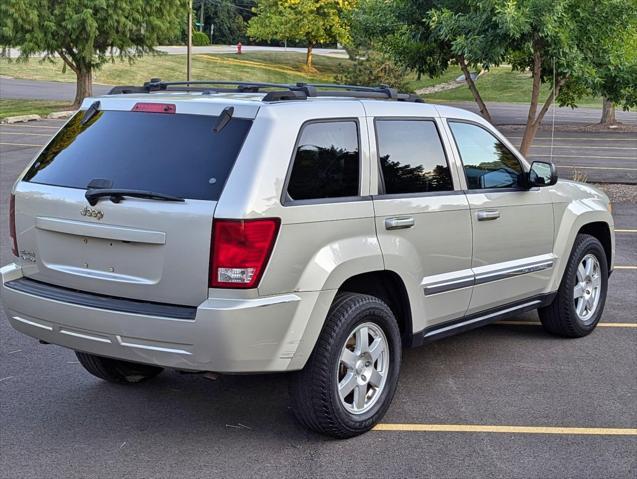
1;54;606;109
0;99;73;120
0;52;351;86
421;66;603;108
407;66;463;91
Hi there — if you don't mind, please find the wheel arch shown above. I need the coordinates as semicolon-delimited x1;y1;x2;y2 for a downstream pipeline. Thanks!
578;221;612;269
551;207;615;292
337;270;414;347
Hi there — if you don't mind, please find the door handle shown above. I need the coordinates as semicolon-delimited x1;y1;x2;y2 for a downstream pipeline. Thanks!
477;209;500;221
385;216;415;230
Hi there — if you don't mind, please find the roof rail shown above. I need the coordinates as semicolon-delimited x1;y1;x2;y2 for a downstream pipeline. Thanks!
107;79;424;103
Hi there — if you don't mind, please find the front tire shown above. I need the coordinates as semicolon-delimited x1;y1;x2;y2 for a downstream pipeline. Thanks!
75;352;163;384
539;234;608;337
289;293;402;438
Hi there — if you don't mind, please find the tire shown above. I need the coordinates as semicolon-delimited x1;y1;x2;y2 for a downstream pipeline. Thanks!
75;351;163;384
289;292;402;438
539;234;608;337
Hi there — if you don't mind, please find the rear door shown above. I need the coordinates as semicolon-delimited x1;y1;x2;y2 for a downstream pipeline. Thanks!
370;117;473;331
12;106;253;306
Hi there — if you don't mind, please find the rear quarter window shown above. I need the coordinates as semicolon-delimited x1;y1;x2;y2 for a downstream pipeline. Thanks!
24;110;253;201
285;120;360;202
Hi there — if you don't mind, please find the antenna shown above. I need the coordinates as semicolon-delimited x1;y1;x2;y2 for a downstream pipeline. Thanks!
550;57;556;163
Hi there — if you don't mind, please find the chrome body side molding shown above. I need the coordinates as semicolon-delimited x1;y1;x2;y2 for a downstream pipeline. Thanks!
421;254;556;296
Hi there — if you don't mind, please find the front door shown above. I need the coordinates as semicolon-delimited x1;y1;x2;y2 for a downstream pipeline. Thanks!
445;120;555;315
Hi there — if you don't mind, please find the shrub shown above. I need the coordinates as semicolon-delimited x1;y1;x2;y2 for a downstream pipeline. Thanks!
192;31;211;46
335;52;412;92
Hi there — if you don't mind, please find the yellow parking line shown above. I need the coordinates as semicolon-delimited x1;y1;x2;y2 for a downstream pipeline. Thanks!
0;142;44;147
374;424;637;435
615;229;637;233
496;321;637;328
615;265;637;270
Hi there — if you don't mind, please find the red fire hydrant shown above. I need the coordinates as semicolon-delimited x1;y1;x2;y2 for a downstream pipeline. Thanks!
237;42;242;55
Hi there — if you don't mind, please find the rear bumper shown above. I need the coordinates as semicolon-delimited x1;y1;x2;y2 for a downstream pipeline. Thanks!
1;263;327;373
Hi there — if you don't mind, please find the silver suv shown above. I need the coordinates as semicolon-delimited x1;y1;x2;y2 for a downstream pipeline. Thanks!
1;81;614;437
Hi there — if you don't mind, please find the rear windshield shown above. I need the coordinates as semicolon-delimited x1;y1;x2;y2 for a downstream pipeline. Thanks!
23;110;253;201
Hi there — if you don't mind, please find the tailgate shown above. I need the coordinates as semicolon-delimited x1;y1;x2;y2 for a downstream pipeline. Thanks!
12;108;253;306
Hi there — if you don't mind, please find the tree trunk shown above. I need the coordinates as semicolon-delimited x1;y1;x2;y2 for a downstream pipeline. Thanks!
305;43;314;70
600;98;616;125
519;43;544;156
457;56;492;124
73;66;93;109
199;1;204;32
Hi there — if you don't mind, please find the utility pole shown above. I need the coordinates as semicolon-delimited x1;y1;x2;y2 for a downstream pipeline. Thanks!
187;0;192;81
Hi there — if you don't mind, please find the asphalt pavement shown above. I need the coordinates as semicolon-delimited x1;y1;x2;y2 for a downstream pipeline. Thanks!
0;78;112;101
0;118;636;478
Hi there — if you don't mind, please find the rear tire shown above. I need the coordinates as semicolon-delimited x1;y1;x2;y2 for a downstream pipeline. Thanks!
289;293;402;438
539;234;608;337
75;352;163;384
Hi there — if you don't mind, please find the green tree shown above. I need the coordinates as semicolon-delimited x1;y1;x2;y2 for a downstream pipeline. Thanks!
198;0;252;44
0;0;185;107
353;0;634;154
351;0;505;124
247;0;356;70
589;16;637;124
500;0;636;154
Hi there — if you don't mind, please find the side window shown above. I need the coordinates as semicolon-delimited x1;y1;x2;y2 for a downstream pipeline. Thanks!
376;119;453;194
286;121;359;201
448;121;523;190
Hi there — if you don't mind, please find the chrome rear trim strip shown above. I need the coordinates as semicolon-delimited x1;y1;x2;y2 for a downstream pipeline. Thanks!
12;315;53;331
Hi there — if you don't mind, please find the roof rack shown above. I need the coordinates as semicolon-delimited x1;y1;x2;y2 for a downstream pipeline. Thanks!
107;79;424;103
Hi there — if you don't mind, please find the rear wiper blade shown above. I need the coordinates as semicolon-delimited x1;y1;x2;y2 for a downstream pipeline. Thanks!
85;188;185;206
212;106;234;133
81;100;100;125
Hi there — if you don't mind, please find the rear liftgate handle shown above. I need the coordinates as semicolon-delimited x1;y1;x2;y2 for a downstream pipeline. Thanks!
385;216;415;230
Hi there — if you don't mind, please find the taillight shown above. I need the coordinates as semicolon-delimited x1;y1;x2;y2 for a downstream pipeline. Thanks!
9;193;18;257
209;219;280;289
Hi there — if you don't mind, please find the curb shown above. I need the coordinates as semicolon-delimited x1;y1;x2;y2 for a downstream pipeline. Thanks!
1;110;76;124
47;110;76;119
1;114;41;124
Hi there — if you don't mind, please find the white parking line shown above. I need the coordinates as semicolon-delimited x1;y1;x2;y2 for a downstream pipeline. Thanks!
0;124;60;129
530;154;637;161
531;145;637;150
0;142;44;147
615;229;637;233
507;136;637;142
552;165;637;171
0;131;53;136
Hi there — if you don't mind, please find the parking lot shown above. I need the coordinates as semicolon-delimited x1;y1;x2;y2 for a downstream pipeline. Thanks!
0;119;636;478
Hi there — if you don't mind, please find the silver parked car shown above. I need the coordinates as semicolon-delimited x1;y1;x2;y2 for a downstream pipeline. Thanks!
1;81;614;437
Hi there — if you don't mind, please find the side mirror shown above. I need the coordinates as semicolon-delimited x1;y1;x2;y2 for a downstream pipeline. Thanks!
528;161;558;187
